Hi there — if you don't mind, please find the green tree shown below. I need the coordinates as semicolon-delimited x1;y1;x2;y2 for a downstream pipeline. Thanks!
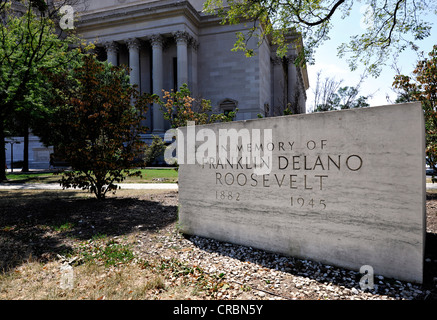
0;0;80;178
336;86;370;109
158;83;237;128
393;44;437;181
143;135;167;166
157;84;238;168
204;0;436;76
312;70;370;112
40;54;154;200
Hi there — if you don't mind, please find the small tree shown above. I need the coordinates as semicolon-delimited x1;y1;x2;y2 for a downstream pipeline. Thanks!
393;44;437;181
158;84;237;128
41;55;154;199
143;135;166;166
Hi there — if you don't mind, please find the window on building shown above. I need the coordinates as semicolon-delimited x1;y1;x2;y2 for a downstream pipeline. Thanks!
219;98;238;117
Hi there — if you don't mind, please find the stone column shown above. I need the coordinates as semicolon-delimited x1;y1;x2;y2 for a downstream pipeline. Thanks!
271;56;284;116
104;41;118;66
173;31;189;89
190;39;199;96
140;45;152;131
150;34;165;134
287;54;298;113
126;38;141;88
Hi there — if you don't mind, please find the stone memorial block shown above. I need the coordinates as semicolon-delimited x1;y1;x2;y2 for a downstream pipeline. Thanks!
176;103;426;283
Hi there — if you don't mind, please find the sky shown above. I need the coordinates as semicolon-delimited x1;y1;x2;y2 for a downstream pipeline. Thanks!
305;2;437;112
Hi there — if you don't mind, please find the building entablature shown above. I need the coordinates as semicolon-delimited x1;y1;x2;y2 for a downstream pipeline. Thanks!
75;0;202;43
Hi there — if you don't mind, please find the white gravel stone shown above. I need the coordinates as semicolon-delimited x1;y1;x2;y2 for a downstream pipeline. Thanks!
133;228;428;300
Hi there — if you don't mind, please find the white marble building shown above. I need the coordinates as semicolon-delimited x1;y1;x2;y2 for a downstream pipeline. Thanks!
74;0;309;135
6;0;309;169
5;134;54;170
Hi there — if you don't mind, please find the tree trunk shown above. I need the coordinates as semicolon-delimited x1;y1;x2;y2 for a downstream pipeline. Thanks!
22;125;29;172
0;121;6;181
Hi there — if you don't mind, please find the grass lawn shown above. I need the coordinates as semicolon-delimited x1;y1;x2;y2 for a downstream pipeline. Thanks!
127;168;178;183
0;189;224;300
4;168;178;184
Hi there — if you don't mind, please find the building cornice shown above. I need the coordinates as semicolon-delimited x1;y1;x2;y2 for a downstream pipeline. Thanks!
78;0;200;27
76;0;202;29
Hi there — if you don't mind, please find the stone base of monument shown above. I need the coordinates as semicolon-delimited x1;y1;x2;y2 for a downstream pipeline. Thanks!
178;103;426;284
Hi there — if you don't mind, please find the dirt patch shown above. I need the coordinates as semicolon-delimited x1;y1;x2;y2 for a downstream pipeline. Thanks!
0;189;177;271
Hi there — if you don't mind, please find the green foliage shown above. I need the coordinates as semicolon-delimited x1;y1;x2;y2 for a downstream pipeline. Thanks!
41;55;155;199
204;0;436;77
101;243;135;267
0;1;82;179
312;70;370;112
283;104;294;115
77;239;135;267
158;83;237;128
314;88;369;112
51;222;75;232
393;45;437;181
143;135;167;166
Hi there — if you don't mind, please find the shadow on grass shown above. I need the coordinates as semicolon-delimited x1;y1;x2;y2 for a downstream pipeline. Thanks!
0;190;177;273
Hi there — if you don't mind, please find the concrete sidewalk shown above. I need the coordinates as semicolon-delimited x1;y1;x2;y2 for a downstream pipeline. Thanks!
0;183;178;190
1;182;435;191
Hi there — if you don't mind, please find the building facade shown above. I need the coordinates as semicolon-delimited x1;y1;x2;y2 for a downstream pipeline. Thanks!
5;135;54;170
75;0;309;134
5;0;309;169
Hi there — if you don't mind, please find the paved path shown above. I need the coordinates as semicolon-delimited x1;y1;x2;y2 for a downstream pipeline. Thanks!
427;183;437;190
0;183;178;190
1;182;436;191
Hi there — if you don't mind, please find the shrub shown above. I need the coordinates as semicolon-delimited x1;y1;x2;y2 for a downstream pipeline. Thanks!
42;55;155;199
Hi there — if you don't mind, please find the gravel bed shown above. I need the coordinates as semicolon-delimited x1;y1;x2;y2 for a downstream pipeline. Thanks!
133;227;436;300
